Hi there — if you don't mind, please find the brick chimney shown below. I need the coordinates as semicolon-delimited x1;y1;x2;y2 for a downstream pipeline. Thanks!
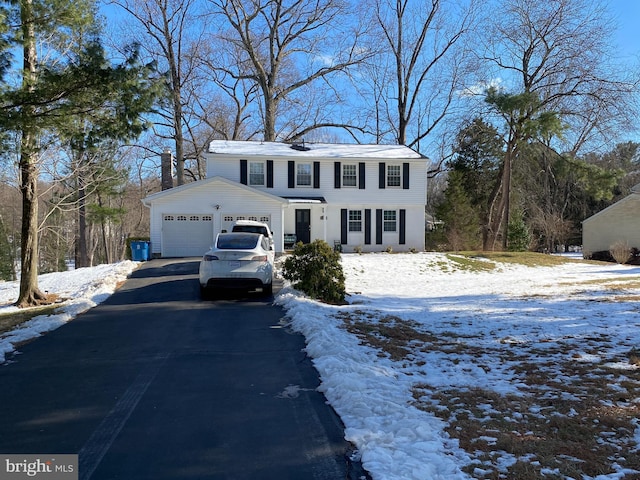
161;148;173;190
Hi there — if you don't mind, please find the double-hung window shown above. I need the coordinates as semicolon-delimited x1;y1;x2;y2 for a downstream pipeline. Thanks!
249;161;265;186
348;210;362;232
297;163;312;186
387;165;401;187
342;164;357;187
383;210;397;231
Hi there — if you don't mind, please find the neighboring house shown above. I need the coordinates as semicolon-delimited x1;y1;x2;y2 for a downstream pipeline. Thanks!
582;184;640;256
142;140;428;257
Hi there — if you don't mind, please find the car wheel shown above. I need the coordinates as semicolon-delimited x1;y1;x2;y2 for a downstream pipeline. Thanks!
200;285;212;300
263;282;273;296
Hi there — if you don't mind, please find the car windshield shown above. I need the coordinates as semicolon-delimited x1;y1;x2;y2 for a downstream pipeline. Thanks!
216;233;260;250
233;225;268;235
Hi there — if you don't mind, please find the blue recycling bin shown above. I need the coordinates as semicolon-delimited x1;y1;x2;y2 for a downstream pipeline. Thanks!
131;241;150;261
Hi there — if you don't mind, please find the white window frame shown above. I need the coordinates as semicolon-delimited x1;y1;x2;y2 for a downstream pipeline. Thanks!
342;164;357;187
296;162;312;187
386;164;401;188
348;210;362;232
249;161;265;186
383;210;397;232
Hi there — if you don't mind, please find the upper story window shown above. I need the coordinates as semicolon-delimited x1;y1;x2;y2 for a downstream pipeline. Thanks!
387;165;401;187
342;164;357;187
249;161;265;186
297;163;312;186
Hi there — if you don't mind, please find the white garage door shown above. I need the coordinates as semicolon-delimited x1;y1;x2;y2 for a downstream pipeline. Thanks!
162;214;214;257
221;214;271;233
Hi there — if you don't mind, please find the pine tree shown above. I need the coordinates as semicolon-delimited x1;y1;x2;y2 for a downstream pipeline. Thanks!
0;0;160;305
436;171;481;251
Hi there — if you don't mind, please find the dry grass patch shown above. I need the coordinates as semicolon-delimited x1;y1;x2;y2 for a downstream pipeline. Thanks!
445;254;497;272
461;251;580;268
411;357;640;479
0;303;62;336
337;310;438;361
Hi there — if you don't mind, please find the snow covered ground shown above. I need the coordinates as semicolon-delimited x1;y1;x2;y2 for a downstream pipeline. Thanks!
2;253;640;479
276;252;640;480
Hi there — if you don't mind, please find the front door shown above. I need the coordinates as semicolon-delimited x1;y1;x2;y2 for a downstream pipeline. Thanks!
295;209;311;244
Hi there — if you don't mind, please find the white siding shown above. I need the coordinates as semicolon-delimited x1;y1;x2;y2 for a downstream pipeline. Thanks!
583;194;640;254
147;179;286;256
207;156;427;206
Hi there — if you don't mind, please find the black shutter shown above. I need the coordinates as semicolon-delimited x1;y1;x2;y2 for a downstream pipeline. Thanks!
359;162;366;189
240;159;248;185
364;209;371;244
334;162;341;188
379;162;386;189
399;209;406;244
267;160;274;188
288;161;295;188
313;161;320;189
376;209;383;244
403;162;410;190
341;209;348;244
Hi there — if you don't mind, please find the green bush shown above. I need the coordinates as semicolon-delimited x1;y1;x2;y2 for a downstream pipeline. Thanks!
507;213;531;252
282;240;346;304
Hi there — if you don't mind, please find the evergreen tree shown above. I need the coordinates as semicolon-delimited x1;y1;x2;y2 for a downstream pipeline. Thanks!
435;170;481;251
506;211;531;252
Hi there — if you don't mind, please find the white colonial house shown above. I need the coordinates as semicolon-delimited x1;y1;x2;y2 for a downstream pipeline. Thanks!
142;140;428;257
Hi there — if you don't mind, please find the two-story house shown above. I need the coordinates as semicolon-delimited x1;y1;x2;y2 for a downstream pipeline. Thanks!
142;140;428;257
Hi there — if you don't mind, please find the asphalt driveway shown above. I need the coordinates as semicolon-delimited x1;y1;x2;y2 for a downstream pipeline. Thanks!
0;259;364;479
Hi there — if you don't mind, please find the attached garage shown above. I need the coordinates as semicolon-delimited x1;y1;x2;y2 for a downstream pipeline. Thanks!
143;176;286;258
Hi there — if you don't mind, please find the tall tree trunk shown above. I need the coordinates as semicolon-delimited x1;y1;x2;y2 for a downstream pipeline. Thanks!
263;94;277;142
483;161;504;251
500;143;513;250
17;0;47;306
170;59;185;185
77;167;89;267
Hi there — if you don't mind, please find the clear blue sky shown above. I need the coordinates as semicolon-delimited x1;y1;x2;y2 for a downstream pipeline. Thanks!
610;0;640;58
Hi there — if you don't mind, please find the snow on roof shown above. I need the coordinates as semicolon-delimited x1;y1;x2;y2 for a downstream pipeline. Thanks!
208;140;425;160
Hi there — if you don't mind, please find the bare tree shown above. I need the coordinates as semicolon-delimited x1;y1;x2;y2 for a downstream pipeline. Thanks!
367;0;479;149
111;0;205;185
206;0;371;141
